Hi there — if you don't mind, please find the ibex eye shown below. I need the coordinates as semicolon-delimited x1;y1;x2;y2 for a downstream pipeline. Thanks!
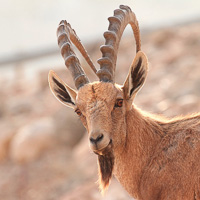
75;109;82;116
115;99;123;108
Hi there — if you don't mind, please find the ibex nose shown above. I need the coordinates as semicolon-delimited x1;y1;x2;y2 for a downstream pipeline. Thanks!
90;134;104;145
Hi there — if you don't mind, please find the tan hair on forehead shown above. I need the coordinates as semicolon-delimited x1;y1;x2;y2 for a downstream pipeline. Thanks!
90;82;118;101
76;82;120;111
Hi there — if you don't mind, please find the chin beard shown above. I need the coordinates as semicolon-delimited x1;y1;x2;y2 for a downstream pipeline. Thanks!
97;147;114;194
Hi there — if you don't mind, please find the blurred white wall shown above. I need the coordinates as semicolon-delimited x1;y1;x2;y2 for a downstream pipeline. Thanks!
0;0;200;81
1;0;200;55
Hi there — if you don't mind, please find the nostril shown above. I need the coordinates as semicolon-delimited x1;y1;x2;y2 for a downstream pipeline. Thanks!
97;134;104;142
90;137;95;144
90;134;104;144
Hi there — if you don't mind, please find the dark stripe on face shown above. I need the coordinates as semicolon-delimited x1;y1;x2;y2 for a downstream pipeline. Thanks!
91;85;95;94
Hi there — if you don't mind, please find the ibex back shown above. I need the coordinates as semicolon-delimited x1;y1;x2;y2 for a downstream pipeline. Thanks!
48;5;200;200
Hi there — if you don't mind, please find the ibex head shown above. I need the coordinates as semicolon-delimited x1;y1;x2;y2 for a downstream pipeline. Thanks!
48;5;148;191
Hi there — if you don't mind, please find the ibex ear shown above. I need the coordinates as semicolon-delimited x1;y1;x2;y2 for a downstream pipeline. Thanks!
123;51;148;101
48;70;77;109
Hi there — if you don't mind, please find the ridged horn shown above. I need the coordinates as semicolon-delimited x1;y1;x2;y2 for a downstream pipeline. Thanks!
97;5;141;82
57;20;89;89
66;22;97;74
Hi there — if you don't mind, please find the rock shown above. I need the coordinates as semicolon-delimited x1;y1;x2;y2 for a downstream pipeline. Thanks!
176;94;199;115
0;122;15;161
53;108;85;148
60;178;131;200
6;97;32;116
73;134;97;179
10;118;56;163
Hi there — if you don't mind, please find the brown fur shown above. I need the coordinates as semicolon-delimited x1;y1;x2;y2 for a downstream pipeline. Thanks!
49;29;200;199
49;69;200;199
76;83;200;199
114;107;200;199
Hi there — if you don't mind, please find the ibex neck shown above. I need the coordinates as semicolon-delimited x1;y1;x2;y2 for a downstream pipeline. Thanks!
113;106;163;199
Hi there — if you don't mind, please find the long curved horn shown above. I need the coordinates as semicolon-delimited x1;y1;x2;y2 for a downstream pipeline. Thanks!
57;20;89;89
66;23;97;74
97;5;141;82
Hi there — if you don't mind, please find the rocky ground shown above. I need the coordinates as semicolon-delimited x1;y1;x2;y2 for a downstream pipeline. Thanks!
0;22;200;200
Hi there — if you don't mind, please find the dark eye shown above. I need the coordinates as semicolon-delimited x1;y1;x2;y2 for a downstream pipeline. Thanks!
115;99;123;108
75;108;82;116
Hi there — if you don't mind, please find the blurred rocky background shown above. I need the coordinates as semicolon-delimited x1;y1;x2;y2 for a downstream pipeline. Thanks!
0;22;200;200
0;1;200;200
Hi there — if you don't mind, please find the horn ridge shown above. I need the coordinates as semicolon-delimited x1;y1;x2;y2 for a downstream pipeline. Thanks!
119;5;132;12
96;31;117;82
65;21;97;74
108;16;122;31
114;9;125;18
100;45;115;57
97;5;141;82
104;31;117;44
57;20;89;89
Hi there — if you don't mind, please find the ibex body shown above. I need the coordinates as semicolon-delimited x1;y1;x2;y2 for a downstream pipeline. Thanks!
48;5;200;200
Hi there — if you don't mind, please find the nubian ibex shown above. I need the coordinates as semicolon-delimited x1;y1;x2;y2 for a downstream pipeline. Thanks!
48;5;200;200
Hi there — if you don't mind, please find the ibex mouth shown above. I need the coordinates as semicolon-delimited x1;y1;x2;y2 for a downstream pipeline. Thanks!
93;139;113;156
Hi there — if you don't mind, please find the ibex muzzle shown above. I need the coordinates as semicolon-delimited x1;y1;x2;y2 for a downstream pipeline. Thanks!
87;106;112;153
89;131;112;153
